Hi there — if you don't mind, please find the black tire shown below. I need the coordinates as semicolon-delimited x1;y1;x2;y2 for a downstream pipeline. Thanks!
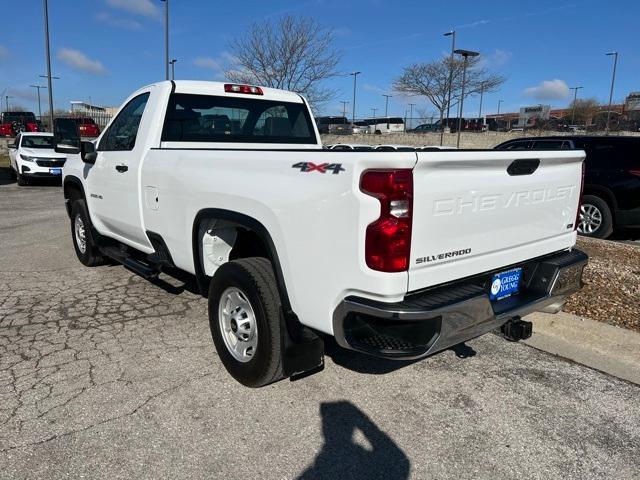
208;257;285;387
578;195;613;239
16;173;28;186
70;199;105;266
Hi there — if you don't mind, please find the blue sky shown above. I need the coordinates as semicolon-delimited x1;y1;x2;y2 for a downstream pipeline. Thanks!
0;0;638;119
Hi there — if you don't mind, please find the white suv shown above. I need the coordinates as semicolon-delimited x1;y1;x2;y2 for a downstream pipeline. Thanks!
8;132;67;185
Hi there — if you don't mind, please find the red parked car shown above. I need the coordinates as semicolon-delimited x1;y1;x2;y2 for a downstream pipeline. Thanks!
73;117;101;137
0;111;40;136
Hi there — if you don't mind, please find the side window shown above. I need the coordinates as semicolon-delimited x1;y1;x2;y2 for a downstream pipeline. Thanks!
587;139;624;169
100;93;150;151
532;140;570;150
499;141;531;150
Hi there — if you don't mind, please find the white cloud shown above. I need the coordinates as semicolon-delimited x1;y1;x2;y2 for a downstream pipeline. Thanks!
105;0;160;18
194;57;222;71
96;12;143;30
476;49;512;70
193;53;241;79
524;79;569;101
7;87;37;101
0;45;9;60
362;83;385;94
58;48;108;75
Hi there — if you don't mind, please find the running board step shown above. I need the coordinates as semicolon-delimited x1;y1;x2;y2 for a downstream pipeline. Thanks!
100;246;160;280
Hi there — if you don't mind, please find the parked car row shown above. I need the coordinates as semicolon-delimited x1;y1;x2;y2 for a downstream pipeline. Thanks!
316;116;406;135
325;143;457;151
0;114;101;138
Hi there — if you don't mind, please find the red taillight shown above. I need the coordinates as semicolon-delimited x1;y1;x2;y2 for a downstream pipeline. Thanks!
628;169;640;178
575;161;586;231
360;169;413;272
224;83;264;95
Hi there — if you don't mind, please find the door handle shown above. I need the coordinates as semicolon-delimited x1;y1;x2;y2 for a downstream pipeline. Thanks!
115;165;128;173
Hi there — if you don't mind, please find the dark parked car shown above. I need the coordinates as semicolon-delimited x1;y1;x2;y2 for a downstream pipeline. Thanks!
495;136;640;238
408;123;438;133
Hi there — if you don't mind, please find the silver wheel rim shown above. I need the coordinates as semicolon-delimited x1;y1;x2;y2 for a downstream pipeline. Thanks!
218;287;258;363
578;203;603;235
74;215;87;254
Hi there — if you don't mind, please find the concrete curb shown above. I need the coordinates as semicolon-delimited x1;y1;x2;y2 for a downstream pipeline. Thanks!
524;311;640;385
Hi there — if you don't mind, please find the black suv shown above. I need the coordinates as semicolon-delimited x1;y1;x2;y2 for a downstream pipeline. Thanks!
495;136;640;238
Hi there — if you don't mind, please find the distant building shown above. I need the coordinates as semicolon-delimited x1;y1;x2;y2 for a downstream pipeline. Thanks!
519;104;550;126
70;101;107;115
69;101;116;127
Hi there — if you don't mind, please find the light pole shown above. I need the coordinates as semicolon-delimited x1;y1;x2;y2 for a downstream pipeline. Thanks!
569;86;583;125
350;71;360;123
30;85;47;120
161;0;170;80
42;0;55;133
340;101;349;120
497;99;503;131
382;94;392;117
454;49;479;148
371;107;378;118
605;51;618;134
478;81;485;120
443;30;456;145
169;59;177;80
5;95;13;113
408;103;415;130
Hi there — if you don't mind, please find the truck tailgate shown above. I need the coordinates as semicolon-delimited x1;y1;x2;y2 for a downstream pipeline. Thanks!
408;150;584;292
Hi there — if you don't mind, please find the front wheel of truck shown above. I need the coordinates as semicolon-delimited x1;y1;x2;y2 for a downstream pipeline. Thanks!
208;257;285;387
70;199;105;267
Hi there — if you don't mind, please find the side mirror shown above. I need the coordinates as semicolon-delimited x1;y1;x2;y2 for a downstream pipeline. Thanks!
81;141;97;164
53;118;81;154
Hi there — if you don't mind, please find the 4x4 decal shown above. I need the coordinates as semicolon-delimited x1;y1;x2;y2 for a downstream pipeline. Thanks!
292;162;345;174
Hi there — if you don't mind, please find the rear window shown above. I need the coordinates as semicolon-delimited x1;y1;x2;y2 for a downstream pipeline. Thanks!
162;93;317;144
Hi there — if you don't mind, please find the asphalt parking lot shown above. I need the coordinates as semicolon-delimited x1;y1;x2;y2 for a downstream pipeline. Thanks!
1;176;639;480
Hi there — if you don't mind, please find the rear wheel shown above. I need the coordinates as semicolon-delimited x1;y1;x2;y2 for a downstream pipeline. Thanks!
70;199;105;266
208;257;285;387
578;195;613;239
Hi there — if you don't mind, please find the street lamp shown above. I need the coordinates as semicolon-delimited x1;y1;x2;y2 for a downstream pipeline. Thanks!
408;103;415;130
382;94;392;117
569;86;583;125
350;71;361;123
478;81;485;120
42;0;55;133
30;85;47;120
443;30;456;145
340;101;349;120
605;51;618;134
169;58;177;80
160;0;170;80
453;49;479;148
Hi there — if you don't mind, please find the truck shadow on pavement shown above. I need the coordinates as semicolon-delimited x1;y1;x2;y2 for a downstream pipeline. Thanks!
297;401;410;480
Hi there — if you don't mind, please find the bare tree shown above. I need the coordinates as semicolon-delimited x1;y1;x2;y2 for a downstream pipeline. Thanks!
566;98;600;125
226;15;341;107
393;57;505;127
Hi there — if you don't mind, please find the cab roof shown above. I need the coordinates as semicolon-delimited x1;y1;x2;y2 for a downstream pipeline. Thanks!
168;80;305;104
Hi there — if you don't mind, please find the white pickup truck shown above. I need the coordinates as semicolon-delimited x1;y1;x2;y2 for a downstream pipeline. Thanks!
57;81;588;387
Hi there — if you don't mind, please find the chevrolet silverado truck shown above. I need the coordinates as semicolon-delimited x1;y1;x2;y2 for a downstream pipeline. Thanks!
57;81;588;387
